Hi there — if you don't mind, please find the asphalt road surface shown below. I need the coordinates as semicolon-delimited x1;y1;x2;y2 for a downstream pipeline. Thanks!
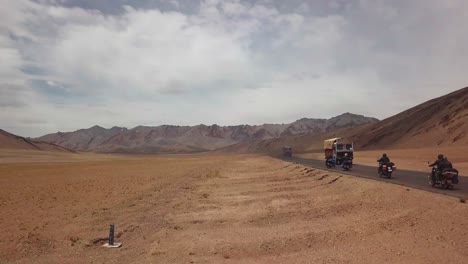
279;156;468;199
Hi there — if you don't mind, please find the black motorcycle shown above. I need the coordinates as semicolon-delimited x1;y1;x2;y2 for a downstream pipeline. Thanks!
342;159;352;171
378;162;395;179
429;166;459;189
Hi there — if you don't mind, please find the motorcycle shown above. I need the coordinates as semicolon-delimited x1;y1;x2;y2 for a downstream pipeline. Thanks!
342;159;352;171
378;162;396;178
325;158;336;169
429;165;459;189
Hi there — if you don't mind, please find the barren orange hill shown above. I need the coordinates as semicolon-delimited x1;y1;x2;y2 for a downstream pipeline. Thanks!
344;86;468;149
0;129;74;152
221;86;468;154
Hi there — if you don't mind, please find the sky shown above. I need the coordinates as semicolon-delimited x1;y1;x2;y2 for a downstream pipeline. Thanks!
1;0;468;137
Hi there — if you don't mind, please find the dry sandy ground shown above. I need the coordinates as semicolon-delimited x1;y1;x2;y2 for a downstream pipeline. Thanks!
1;150;468;264
0;149;131;163
298;146;468;174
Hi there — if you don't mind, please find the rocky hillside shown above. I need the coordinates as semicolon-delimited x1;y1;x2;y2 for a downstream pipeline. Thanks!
35;113;378;153
280;113;378;136
37;126;127;151
0;129;74;152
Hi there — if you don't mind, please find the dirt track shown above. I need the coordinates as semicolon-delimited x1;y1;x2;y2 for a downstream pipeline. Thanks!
1;152;468;263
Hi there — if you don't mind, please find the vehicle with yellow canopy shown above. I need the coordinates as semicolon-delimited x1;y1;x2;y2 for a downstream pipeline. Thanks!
324;138;354;165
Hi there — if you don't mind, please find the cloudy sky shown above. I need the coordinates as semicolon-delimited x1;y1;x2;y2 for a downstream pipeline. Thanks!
1;0;468;137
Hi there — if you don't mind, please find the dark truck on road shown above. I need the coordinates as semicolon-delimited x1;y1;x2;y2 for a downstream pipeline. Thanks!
282;146;292;157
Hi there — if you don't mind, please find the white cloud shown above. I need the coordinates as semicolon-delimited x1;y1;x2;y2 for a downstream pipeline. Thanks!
46;80;57;86
33;3;263;96
1;0;468;137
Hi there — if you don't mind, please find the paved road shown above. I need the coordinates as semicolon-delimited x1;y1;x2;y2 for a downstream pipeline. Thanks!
278;156;468;199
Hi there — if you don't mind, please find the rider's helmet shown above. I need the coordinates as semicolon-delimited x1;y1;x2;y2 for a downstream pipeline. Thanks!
383;153;387;157
438;154;444;160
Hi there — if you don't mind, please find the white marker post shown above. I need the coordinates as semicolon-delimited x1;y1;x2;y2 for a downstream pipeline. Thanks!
103;224;122;248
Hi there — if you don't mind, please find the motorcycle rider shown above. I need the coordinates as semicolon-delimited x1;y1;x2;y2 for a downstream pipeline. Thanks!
325;153;335;167
377;153;390;174
429;154;452;181
342;153;352;169
343;153;352;163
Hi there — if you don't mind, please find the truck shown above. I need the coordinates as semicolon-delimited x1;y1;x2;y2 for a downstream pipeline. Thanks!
323;138;353;165
282;145;292;157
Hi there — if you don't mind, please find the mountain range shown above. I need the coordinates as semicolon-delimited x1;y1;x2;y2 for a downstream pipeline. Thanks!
33;113;378;153
3;86;466;154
